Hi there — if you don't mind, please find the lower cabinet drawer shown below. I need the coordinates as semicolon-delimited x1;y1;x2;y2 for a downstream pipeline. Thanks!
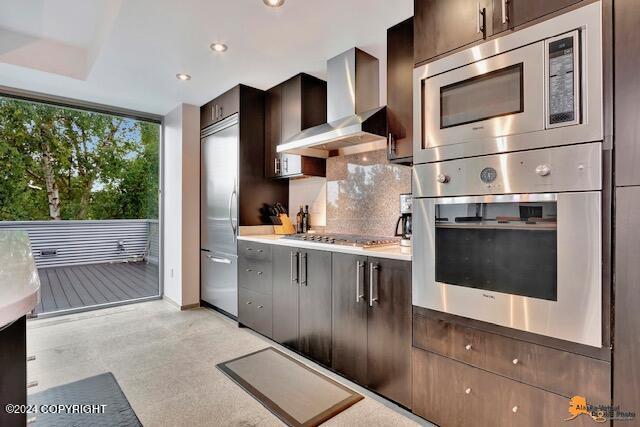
412;348;593;427
238;257;272;295
238;288;272;339
413;311;610;403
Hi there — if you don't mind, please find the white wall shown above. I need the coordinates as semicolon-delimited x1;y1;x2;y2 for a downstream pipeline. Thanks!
163;103;200;308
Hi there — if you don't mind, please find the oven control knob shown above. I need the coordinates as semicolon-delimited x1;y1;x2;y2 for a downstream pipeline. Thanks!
436;173;449;183
535;164;551;177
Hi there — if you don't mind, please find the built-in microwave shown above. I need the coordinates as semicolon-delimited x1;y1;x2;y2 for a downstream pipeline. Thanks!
412;143;602;347
412;2;602;164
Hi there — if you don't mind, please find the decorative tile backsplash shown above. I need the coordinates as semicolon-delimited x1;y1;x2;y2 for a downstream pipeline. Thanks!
325;149;411;237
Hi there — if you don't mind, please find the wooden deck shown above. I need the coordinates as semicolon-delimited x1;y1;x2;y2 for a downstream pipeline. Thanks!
35;262;159;315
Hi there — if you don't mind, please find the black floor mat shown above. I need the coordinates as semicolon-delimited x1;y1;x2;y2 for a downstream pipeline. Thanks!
28;372;141;427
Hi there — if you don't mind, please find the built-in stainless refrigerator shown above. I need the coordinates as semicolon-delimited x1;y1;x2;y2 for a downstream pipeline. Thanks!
201;115;239;317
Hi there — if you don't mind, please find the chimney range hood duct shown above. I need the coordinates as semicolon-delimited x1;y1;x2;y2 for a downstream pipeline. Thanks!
277;48;388;157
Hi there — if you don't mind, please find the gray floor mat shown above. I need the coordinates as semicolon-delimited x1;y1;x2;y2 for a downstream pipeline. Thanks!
28;372;141;427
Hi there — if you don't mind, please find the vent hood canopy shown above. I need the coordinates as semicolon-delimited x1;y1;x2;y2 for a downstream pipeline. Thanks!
277;48;388;157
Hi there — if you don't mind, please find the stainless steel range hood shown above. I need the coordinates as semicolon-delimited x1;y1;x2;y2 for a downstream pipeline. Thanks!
277;48;387;157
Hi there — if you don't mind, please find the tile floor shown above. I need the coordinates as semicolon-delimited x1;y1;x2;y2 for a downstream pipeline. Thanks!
27;300;430;426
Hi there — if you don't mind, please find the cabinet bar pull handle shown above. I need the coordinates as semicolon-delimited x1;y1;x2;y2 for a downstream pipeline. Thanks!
369;263;378;307
501;0;509;24
356;260;364;302
27;380;38;388
27;355;36;362
299;253;307;286
290;251;298;285
477;2;486;36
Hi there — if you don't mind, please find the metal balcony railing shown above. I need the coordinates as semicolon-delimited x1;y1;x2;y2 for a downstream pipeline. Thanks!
0;220;159;268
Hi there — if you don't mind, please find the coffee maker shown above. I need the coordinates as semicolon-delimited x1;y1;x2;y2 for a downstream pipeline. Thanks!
394;193;412;247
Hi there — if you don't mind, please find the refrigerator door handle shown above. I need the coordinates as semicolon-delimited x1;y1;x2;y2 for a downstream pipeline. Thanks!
228;179;237;238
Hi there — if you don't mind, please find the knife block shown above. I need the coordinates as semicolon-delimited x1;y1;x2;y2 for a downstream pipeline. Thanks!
274;214;296;235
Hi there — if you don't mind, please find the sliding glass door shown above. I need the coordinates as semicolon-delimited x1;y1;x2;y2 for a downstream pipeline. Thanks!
0;95;161;316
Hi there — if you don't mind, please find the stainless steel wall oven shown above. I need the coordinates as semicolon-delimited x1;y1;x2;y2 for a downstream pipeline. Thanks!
412;143;602;347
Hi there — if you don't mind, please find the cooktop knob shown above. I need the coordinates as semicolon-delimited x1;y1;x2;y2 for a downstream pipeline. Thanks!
436;173;449;183
535;164;551;177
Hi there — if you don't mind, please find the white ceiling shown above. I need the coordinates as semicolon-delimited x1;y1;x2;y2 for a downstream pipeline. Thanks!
0;0;412;116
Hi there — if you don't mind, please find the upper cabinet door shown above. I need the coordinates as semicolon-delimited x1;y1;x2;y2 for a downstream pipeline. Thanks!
387;17;414;163
200;86;240;129
264;84;283;178
414;0;491;66
492;0;584;35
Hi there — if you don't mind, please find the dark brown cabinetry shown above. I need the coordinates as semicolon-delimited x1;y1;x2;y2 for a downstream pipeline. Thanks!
272;245;332;367
200;85;289;225
331;253;368;385
265;74;327;179
237;241;273;338
0;316;27;427
238;288;272;338
331;254;412;407
413;348;593;427
386;17;414;163
492;0;583;34
614;186;640;426
614;0;640;186
298;249;332;366
200;86;240;129
414;0;490;65
413;309;610;404
272;245;299;348
414;0;586;66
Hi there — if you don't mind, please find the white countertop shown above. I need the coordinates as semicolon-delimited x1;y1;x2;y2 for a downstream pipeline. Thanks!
237;234;412;261
0;230;40;328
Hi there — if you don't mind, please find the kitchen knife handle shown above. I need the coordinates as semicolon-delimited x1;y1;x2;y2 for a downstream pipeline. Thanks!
356;260;364;302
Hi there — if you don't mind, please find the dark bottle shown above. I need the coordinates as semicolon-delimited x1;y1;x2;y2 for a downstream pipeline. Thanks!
296;206;304;233
303;205;310;233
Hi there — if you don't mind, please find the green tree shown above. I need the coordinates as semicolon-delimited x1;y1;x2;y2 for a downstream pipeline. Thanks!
0;97;159;221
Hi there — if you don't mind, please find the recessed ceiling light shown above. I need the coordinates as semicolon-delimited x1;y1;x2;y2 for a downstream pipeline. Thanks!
210;43;228;52
263;0;285;7
176;73;191;81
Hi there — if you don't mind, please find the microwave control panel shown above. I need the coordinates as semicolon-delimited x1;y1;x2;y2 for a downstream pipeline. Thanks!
546;30;580;128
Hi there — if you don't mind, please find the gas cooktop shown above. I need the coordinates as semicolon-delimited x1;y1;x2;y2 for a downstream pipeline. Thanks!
282;233;400;248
